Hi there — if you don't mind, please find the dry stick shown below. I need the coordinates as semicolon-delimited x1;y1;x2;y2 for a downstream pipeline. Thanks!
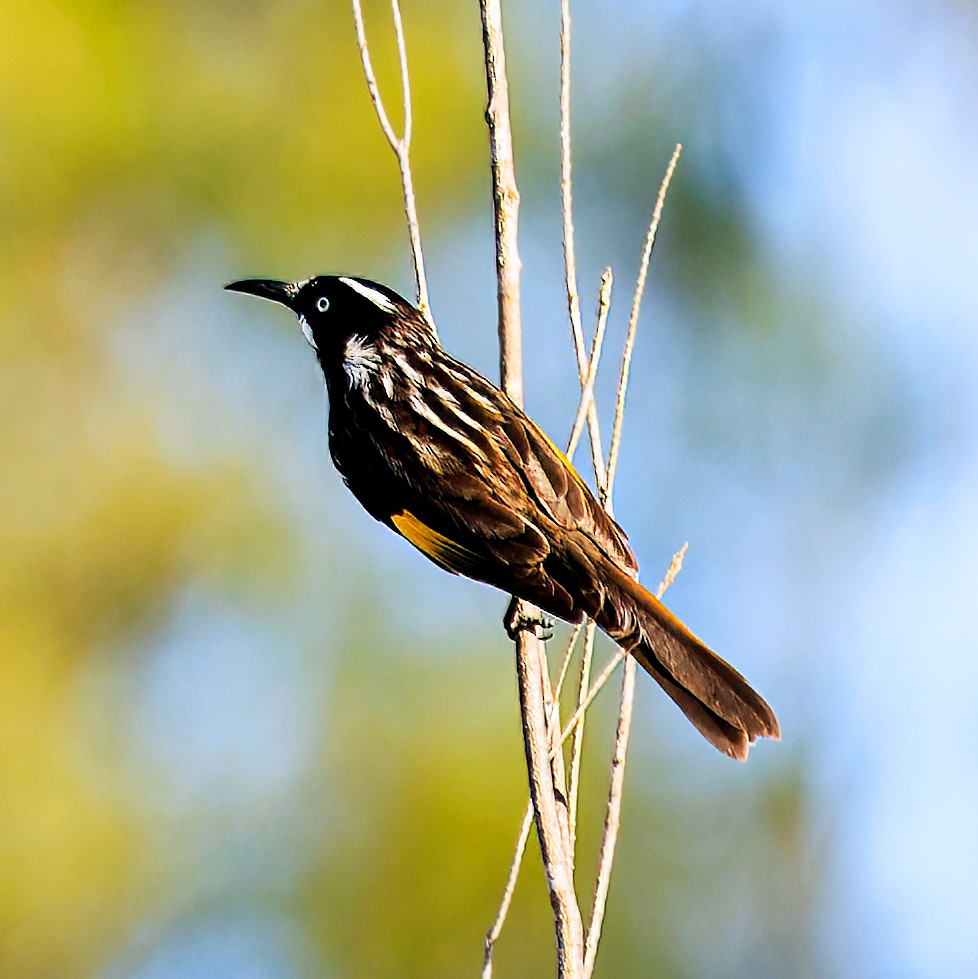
484;540;685;976
483;620;580;979
486;266;612;951
604;143;682;501
479;1;585;976
350;0;430;319
566;271;613;858
482;805;534;977
583;145;683;978
554;622;586;702
566;269;613;460
559;0;607;492
541;617;581;855
480;0;525;407
483;621;587;976
483;620;587;976
580;548;685;975
540;642;573;854
567;619;597;858
512;642;583;977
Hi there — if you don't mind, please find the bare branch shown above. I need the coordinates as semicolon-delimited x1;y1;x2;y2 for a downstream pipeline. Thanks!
350;0;430;317
564;269;612;861
482;620;586;964
480;1;583;974
351;0;397;144
605;143;682;494
514;631;585;976
583;655;636;976
657;540;689;596
566;619;597;857
583;541;690;974
540;638;573;851
578;149;683;969
480;0;525;406
566;269;613;460
488;134;683;966
559;0;607;490
554;622;586;701
482;804;534;978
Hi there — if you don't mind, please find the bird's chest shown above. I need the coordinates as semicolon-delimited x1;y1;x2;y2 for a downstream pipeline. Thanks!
325;381;417;517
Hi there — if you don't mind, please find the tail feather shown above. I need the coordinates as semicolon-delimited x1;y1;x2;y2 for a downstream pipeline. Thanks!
595;559;780;759
631;647;752;760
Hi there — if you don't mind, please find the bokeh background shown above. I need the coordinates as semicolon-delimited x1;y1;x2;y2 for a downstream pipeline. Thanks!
3;0;977;976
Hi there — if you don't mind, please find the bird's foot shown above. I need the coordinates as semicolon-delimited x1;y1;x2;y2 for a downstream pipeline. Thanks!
504;598;555;641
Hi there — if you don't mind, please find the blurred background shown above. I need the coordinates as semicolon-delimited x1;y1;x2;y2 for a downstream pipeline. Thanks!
2;0;977;975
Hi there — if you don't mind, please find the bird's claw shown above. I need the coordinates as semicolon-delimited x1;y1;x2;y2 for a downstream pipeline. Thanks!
504;598;555;641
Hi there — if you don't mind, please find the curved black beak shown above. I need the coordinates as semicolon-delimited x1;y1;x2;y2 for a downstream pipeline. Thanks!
224;278;295;309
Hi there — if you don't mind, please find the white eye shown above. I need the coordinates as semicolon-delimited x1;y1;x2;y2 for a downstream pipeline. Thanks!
316;296;330;313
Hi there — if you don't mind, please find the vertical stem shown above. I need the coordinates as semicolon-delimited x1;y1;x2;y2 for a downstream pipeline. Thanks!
482;804;534;978
350;0;431;319
559;0;607;491
567;619;597;856
480;2;584;975
583;658;636;976
605;144;681;491
479;0;524;407
515;640;582;972
566;270;613;466
582;554;684;975
583;149;684;972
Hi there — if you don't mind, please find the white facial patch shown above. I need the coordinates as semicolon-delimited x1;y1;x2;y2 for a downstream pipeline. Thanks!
339;276;397;313
298;314;318;350
343;334;382;388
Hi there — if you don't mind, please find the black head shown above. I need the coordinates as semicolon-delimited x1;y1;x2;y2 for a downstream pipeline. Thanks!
224;274;419;355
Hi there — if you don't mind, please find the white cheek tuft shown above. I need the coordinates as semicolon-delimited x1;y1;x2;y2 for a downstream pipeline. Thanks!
343;334;382;388
298;314;318;350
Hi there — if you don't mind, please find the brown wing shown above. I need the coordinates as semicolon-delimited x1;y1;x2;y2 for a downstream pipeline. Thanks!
501;411;638;576
375;351;636;618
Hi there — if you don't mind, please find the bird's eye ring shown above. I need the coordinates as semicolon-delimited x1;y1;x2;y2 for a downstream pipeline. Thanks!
316;296;330;313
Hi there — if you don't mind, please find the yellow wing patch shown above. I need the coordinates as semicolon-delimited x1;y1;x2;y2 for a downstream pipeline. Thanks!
391;509;483;576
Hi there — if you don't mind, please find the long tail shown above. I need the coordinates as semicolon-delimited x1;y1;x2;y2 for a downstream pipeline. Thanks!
592;558;780;760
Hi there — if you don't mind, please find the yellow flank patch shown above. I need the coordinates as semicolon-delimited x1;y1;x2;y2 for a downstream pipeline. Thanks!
391;509;480;575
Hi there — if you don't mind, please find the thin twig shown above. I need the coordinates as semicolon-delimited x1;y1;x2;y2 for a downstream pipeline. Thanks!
480;0;525;407
540;639;573;850
567;269;613;461
582;150;682;974
515;632;585;977
559;0;607;491
480;1;584;974
566;619;597;858
483;621;585;965
583;655;635;976
605;143;682;496
554;622;586;702
482;804;534;978
582;544;686;975
557;0;615;866
488;542;686;978
565;270;612;861
350;0;431;318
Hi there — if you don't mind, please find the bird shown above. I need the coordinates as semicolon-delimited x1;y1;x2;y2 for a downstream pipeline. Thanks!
225;274;779;759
